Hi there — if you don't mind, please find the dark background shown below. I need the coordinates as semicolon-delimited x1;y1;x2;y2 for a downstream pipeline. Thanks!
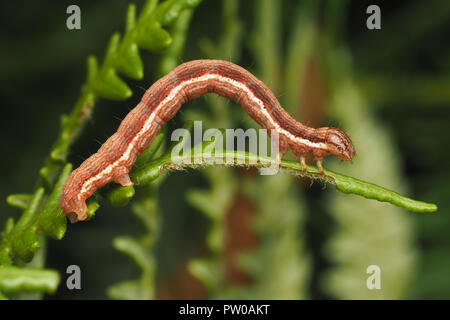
0;0;449;299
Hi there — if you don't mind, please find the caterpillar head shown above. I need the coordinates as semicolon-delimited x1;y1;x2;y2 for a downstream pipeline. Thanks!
324;127;356;163
60;174;89;223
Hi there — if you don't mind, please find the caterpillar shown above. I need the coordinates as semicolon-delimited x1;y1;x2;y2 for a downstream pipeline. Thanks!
60;60;355;223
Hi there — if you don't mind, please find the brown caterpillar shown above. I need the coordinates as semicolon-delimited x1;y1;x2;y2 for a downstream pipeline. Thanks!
60;60;355;223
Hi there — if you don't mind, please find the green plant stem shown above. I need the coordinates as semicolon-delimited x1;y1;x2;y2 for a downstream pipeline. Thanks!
131;149;437;213
0;0;204;297
158;9;195;77
185;0;242;297
108;3;200;300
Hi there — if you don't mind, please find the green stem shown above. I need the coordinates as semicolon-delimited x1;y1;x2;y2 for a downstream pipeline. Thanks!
1;0;204;297
131;149;437;213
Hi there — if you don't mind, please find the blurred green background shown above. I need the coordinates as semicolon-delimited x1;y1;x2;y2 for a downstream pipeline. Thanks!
0;0;449;299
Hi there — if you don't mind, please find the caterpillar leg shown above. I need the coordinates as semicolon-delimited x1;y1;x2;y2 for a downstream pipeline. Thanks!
315;157;324;174
299;156;307;171
276;148;288;166
313;149;330;175
292;147;308;172
113;166;133;186
274;135;289;169
116;173;133;186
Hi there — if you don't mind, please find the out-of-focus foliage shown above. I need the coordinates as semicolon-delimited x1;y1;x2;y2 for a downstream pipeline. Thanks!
0;0;203;298
108;8;196;299
0;0;447;299
321;45;416;298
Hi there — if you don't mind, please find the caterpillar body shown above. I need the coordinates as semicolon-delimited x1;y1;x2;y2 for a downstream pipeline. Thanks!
60;60;355;222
